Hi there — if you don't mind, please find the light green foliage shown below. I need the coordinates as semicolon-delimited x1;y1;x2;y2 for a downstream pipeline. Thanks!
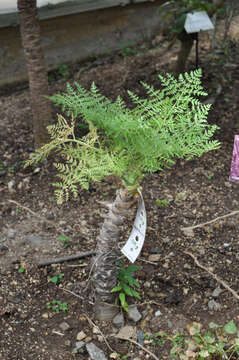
46;299;69;312
50;273;64;284
111;263;141;312
169;320;239;359
26;69;220;203
59;235;70;248
142;321;239;359
18;264;25;273
156;198;169;207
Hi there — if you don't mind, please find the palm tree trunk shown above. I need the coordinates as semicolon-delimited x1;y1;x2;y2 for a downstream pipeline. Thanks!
175;31;194;75
18;0;52;149
93;188;136;321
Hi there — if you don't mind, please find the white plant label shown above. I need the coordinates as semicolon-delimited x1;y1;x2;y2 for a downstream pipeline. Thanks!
184;11;214;34
121;189;147;263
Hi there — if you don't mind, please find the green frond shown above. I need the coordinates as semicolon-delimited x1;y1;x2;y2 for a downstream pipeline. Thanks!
27;69;220;202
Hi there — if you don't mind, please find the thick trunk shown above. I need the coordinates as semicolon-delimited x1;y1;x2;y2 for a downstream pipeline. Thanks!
175;31;194;75
18;0;52;149
93;188;136;321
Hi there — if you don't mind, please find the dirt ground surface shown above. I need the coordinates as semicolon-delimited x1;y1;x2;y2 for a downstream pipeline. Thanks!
1;22;239;360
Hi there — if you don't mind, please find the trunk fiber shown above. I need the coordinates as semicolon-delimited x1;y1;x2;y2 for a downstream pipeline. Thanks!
93;188;136;321
18;0;52;149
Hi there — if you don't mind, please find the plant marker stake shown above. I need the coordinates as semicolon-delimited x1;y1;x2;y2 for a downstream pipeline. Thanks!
229;135;239;182
121;189;146;263
184;11;214;69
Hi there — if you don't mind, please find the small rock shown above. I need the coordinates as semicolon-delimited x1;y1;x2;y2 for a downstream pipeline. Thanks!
223;243;230;248
76;331;86;341
85;336;92;343
97;335;104;342
75;341;85;350
208;299;221;311
42;313;49;319
182;228;194;237
224;182;231;188
167;320;173;328
144;281;151;288
93;326;100;334
148;254;161;262
7;228;16;239
184;263;191;270
8;180;15;193
86;342;107;360
128;306;142;323
113;312;125;328
59;322;70;331
116;326;136;340
137;329;144;346
155;310;162;316
109;353;118;359
212;287;223;298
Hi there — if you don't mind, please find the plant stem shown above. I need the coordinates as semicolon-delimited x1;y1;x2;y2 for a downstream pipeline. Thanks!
93;187;136;321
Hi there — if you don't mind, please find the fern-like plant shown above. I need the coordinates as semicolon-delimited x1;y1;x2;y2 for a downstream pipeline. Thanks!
26;69;220;320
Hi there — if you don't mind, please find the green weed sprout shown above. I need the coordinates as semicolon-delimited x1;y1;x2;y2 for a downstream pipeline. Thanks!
111;264;141;312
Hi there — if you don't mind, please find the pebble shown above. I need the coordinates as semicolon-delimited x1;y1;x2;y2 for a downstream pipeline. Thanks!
208;299;221;311
113;312;125;328
76;331;86;341
148;254;161;262
155;310;162;316
109;353;118;359
86;342;108;360
7;228;16;239
93;326;100;334
42;313;49;319
212;287;223;298
223;243;230;248
8;180;15;193
85;336;92;343
75;341;85;350
59;322;70;331
128;306;142;323
117;326;136;340
137;329;144;346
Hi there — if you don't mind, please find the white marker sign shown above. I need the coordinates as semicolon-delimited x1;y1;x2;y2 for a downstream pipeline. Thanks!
121;189;146;263
185;11;214;34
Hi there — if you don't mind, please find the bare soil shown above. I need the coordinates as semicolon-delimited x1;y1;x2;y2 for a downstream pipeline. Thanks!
1;31;239;360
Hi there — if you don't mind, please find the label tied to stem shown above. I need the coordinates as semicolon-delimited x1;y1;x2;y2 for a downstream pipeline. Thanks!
121;189;147;263
229;135;239;182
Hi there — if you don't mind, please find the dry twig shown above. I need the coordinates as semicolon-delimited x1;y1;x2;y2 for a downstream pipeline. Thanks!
84;313;116;353
181;210;239;232
37;250;96;266
184;251;239;301
8;199;56;226
61;287;94;305
112;335;160;360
